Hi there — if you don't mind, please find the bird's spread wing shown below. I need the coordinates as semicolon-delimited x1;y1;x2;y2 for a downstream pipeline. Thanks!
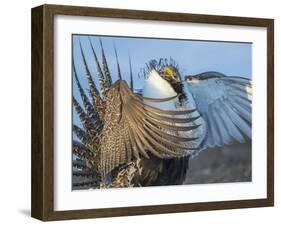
186;72;252;149
99;81;200;174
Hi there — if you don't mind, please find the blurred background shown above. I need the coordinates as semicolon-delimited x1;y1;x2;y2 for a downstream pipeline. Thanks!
185;143;251;184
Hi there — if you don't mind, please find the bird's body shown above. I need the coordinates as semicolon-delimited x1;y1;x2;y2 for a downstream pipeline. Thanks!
72;39;252;189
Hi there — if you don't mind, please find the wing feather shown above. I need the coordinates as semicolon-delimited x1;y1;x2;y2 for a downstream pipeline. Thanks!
99;81;199;174
144;123;199;142
209;106;223;146
220;102;245;143
232;95;251;111
222;101;251;138
128;121;151;158
213;101;232;145
228;100;251;123
186;74;252;149
203;113;215;148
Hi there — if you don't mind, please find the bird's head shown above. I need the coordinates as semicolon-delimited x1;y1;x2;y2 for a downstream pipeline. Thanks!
158;65;186;104
158;66;181;84
142;59;187;103
158;65;182;90
185;72;225;84
185;75;201;84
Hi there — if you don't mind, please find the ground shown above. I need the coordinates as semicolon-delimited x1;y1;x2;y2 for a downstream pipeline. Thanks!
73;142;252;189
185;142;252;184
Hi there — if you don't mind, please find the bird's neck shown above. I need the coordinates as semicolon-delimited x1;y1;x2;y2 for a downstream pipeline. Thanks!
142;69;177;99
171;82;187;105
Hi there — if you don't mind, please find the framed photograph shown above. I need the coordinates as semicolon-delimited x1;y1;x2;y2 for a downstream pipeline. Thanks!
31;4;274;221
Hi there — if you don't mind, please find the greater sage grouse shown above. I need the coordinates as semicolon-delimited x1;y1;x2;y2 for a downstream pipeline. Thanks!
72;38;252;189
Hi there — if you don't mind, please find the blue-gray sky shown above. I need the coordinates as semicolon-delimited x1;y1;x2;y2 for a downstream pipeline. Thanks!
72;34;252;129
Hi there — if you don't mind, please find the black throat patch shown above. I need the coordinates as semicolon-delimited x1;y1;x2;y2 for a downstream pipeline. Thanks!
171;81;186;105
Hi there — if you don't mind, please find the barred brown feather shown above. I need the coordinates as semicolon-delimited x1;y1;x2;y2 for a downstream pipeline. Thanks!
78;41;105;121
99;81;199;174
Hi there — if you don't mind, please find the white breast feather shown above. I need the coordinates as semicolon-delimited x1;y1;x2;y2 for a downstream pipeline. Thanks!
142;69;177;110
142;70;207;155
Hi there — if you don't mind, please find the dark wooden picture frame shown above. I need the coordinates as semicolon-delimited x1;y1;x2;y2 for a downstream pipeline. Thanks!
31;4;274;221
